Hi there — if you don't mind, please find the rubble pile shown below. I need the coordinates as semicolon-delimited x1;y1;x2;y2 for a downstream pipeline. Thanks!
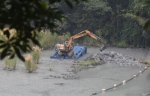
86;51;143;67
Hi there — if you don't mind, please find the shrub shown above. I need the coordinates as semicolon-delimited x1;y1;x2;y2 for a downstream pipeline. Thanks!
37;31;58;49
117;40;127;48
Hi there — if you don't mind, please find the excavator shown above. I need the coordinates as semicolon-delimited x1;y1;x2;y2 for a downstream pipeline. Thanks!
50;30;107;59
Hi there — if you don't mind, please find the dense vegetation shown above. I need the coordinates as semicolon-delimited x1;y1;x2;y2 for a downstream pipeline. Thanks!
56;0;150;48
0;0;88;61
0;0;150;61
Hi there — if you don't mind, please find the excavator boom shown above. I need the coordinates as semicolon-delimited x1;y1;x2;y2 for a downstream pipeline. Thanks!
66;30;105;50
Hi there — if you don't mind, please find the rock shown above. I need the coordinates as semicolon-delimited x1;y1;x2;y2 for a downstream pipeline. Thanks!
85;51;143;67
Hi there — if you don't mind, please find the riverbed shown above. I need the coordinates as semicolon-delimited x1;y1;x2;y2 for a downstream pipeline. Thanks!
0;47;149;96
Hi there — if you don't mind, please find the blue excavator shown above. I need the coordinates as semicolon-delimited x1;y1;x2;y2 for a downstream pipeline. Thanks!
50;30;106;59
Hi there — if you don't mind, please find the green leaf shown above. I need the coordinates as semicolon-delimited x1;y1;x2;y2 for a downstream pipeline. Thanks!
26;44;32;51
38;1;47;10
31;38;40;47
3;30;10;39
14;47;25;61
1;46;9;59
0;40;5;43
74;0;79;4
10;53;15;59
15;43;26;52
0;43;7;48
143;19;150;30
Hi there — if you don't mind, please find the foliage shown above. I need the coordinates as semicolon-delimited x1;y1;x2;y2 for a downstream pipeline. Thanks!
1;0;150;61
130;0;150;17
117;40;127;48
123;13;145;26
37;30;58;49
56;32;71;43
0;0;88;61
83;36;101;47
83;0;111;12
55;0;150;48
129;0;150;32
59;0;111;34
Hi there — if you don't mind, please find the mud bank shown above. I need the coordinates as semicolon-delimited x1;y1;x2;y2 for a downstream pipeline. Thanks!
0;47;149;96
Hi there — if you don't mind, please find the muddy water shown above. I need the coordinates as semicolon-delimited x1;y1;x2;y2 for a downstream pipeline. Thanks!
0;47;149;96
78;47;150;96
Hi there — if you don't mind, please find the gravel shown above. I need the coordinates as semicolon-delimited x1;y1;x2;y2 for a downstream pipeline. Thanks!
85;51;143;67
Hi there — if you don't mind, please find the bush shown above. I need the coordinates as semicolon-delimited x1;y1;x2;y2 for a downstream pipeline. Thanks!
37;31;58;49
117;40;127;48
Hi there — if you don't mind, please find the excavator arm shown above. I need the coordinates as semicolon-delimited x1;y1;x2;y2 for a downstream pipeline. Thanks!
52;30;107;59
66;30;106;51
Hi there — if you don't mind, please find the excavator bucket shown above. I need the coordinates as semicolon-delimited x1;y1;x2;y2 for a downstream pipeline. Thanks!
100;45;107;52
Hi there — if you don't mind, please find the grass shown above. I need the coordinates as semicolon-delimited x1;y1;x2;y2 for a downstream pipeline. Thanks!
24;46;41;73
49;65;54;71
0;29;71;73
117;40;127;48
4;55;17;71
37;31;58;49
24;54;38;73
32;46;42;64
140;60;150;65
75;59;105;71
